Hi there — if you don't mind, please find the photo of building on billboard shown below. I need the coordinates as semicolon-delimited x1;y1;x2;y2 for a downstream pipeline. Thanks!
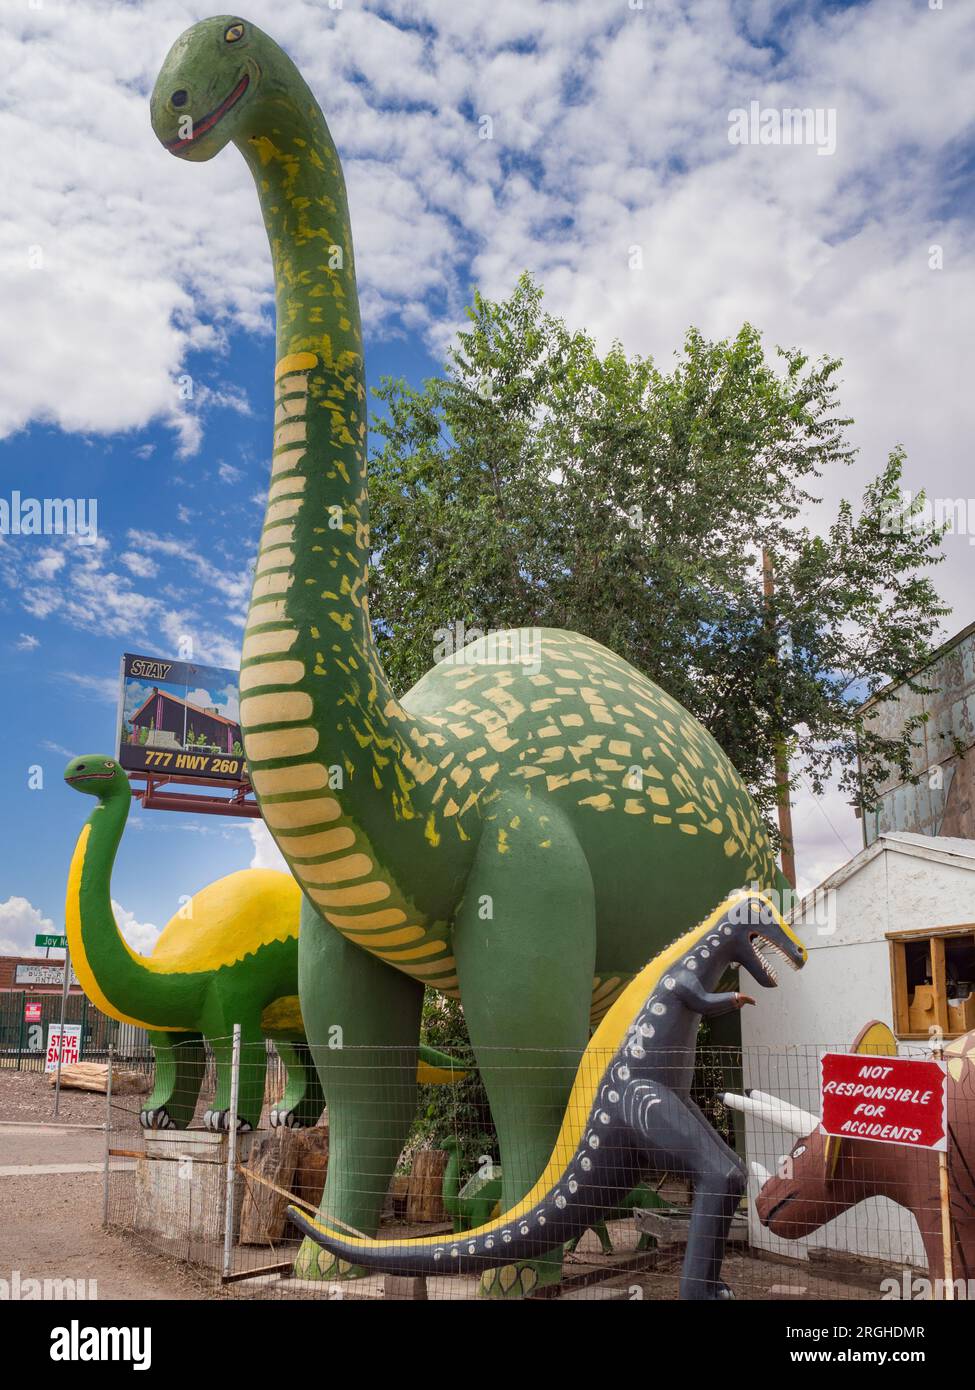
117;653;246;783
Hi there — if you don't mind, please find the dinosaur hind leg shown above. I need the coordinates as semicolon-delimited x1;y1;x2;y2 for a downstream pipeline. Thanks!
270;1039;326;1128
142;1032;205;1130
294;894;424;1282
626;1080;746;1300
454;794;596;1299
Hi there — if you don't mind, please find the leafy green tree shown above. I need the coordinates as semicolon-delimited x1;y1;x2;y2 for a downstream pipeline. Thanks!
369;273;948;837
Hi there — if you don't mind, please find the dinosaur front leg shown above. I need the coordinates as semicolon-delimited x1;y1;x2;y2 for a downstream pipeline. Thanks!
141;1031;205;1130
625;1080;746;1299
270;1039;327;1129
295;895;423;1282
200;994;267;1132
455;796;596;1299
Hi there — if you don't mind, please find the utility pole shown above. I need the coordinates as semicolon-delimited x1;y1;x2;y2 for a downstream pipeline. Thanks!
762;550;797;891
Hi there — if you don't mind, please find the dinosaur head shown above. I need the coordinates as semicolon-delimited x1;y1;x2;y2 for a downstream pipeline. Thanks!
720;889;807;989
150;16;272;162
64;754;130;802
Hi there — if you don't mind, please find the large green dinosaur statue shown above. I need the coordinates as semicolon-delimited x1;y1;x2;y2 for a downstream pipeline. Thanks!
150;17;790;1295
63;754;464;1130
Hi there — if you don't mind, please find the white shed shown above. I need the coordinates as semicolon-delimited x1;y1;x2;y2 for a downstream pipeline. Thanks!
739;832;975;1268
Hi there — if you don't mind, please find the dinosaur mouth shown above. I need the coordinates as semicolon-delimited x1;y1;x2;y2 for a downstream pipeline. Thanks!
165;73;251;155
66;771;116;784
748;933;801;985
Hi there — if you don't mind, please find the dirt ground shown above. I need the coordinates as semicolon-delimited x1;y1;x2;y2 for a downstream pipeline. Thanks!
0;1068;208;1300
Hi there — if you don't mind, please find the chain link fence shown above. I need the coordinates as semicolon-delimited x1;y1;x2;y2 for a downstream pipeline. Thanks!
101;1036;960;1301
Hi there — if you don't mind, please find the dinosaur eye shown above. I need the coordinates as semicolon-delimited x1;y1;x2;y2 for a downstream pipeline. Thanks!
105;761;115;770
792;1144;806;1158
224;21;245;42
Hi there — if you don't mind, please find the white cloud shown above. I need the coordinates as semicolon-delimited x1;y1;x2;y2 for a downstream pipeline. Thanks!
120;551;159;580
111;900;161;956
16;633;39;651
218;461;242;484
247;820;288;872
42;739;76;758
0;896;55;957
59;670;120;704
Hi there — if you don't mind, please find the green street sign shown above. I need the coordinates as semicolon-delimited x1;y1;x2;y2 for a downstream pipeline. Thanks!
35;934;67;949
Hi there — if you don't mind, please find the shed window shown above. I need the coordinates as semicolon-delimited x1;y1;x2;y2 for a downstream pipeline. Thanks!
887;926;975;1039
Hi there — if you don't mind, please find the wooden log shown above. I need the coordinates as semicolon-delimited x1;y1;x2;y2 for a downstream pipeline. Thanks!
405;1148;447;1223
46;1063;147;1095
239;1129;299;1245
292;1126;330;1212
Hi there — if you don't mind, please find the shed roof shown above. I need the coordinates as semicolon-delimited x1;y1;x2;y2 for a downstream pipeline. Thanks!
793;831;975;919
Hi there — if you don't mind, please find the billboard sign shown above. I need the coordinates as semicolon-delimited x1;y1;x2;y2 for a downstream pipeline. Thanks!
117;653;246;783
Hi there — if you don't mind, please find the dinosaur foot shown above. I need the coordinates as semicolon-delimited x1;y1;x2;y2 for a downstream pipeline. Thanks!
478;1255;563;1300
293;1237;366;1284
203;1108;253;1134
140;1107;177;1130
269;1106;307;1129
682;1279;736;1301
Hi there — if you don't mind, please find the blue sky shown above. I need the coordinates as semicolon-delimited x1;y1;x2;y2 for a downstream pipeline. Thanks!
1;0;974;955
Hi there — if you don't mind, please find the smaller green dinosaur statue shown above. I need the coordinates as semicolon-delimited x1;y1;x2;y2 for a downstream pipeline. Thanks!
64;754;465;1132
441;1138;503;1233
440;1135;660;1253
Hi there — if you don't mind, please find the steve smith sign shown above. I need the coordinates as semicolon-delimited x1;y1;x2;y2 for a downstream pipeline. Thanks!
820;1052;948;1151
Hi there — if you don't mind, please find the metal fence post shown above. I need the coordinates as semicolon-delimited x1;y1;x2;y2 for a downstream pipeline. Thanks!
222;1025;242;1280
103;1041;113;1226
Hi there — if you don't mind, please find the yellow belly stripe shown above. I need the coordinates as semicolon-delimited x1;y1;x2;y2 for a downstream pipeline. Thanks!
282;827;355;859
394;956;457;977
275;351;317;379
274;422;306;449
240;693;312;726
265;498;302;523
244;726;319;761
376;940;446;961
276;825;352;856
272;451;306;478
308;881;390;907
249;571;295;603
296;852;372;884
323;908;407;931
243;629;299;660
262;795;341;829
295;853;374;884
346;926;424;948
246;599;289;624
274;399;306;425
256;548;296;575
260;523;295;548
239;660;305;693
269;476;306;501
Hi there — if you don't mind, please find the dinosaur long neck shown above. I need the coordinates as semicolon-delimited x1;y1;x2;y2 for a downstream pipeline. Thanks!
64;788;184;1032
235;64;441;930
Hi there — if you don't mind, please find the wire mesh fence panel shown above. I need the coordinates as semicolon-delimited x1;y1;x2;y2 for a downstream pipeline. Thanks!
101;1037;965;1301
